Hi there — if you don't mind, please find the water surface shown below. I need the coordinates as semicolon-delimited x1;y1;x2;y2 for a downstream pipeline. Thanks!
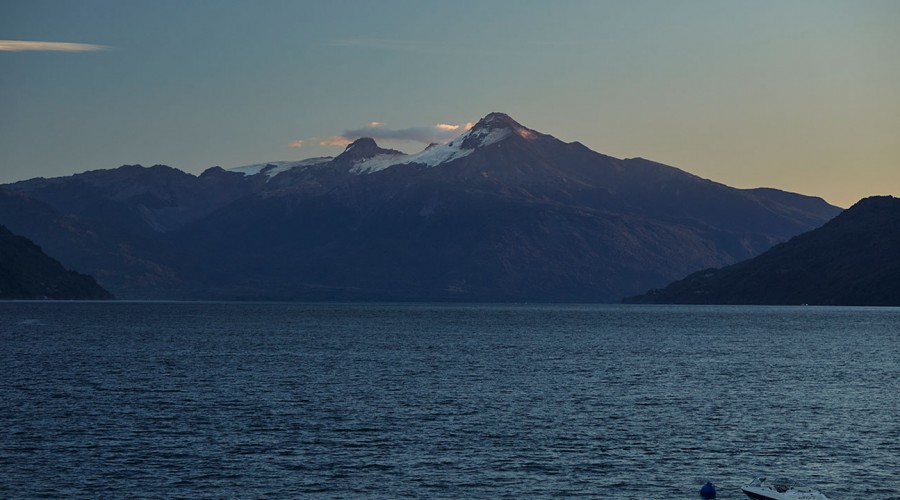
1;303;898;498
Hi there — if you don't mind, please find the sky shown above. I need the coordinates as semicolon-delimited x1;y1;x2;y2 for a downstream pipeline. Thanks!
1;0;898;208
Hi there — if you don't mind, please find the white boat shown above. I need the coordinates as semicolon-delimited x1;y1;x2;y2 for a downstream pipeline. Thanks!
741;477;829;500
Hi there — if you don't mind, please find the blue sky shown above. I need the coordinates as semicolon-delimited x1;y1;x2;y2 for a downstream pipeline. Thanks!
2;0;898;207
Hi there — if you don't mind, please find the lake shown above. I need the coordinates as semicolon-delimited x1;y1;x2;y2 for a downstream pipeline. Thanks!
1;302;898;498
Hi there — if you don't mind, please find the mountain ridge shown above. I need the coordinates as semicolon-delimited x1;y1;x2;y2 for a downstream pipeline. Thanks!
0;223;112;300
625;196;899;306
0;112;841;301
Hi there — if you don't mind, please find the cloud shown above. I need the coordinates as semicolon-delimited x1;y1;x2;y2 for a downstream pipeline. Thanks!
340;122;472;144
0;40;111;52
319;136;353;147
434;122;475;133
293;121;474;150
286;136;352;148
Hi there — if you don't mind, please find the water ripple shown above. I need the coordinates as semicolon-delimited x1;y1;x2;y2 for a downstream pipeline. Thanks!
1;302;898;498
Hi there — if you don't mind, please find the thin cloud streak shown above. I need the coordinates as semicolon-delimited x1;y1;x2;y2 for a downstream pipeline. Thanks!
319;136;353;147
292;121;474;150
340;122;474;144
0;40;111;52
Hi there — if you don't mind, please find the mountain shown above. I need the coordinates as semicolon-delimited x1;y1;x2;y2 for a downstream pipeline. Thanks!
625;196;900;305
0;112;841;301
0;223;112;300
0;167;257;298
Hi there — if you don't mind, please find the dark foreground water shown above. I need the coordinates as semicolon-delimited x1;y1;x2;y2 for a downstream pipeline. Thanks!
1;303;898;499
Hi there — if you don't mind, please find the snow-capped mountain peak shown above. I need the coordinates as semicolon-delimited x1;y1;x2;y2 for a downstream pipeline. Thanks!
458;112;538;149
341;112;543;174
475;112;524;130
336;137;403;163
233;112;540;177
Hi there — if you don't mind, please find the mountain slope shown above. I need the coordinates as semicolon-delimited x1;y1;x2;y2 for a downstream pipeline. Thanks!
0;112;841;301
625;196;900;305
0;223;112;300
166;113;839;301
0;186;216;299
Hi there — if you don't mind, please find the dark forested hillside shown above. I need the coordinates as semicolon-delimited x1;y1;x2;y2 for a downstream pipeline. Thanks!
626;196;900;306
0;224;112;300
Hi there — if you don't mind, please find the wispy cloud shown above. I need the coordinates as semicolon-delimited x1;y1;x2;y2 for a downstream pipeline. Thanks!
291;121;474;150
0;40;111;52
318;136;353;147
340;122;474;144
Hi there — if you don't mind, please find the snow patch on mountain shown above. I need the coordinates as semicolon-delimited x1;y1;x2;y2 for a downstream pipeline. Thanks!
348;140;475;174
461;125;512;148
231;157;332;177
348;152;409;174
232;112;537;177
411;140;476;166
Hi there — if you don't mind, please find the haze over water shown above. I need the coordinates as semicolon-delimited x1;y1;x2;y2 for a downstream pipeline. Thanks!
2;302;898;498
